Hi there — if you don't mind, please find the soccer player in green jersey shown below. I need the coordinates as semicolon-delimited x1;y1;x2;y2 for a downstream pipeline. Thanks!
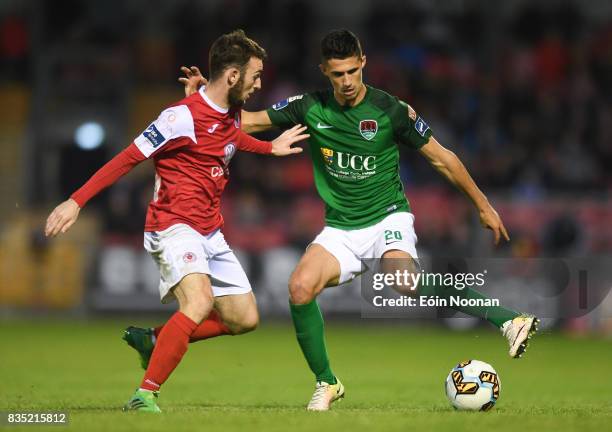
181;29;538;411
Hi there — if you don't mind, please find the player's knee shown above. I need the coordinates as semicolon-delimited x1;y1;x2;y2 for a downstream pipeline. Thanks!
381;252;419;295
393;282;419;296
230;313;259;335
223;307;259;335
181;289;214;323
288;273;317;305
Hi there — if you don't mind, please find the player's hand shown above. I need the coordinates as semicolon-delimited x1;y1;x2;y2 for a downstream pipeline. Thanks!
271;124;309;156
479;204;510;246
45;198;81;237
179;66;207;97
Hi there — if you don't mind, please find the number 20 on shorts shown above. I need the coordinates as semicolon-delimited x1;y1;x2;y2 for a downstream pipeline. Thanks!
384;230;403;242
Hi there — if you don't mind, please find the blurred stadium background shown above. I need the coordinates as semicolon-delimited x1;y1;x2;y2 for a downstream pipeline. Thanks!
0;0;611;334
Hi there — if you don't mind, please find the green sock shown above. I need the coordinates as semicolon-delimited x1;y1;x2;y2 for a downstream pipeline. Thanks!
419;281;519;328
289;300;336;384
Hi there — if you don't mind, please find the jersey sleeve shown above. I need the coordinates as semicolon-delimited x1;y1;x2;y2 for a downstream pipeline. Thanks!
237;130;272;154
266;94;310;128
393;100;433;150
133;105;196;157
70;143;145;207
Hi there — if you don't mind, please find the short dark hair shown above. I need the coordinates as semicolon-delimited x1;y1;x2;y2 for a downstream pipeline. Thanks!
321;29;363;61
209;29;267;81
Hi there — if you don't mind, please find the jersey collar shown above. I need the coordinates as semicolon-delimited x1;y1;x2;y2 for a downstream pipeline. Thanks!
199;86;229;114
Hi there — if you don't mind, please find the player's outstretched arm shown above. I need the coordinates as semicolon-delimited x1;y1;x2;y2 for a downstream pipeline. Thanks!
242;110;274;134
45;198;80;237
44;143;145;238
419;137;510;245
178;66;274;134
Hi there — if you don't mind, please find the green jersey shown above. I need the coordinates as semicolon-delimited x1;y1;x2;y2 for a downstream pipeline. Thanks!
266;85;433;230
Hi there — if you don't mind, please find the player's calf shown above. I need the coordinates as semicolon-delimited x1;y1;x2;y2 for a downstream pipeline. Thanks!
213;291;259;335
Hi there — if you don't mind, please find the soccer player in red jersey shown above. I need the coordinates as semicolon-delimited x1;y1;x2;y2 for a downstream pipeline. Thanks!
44;30;308;412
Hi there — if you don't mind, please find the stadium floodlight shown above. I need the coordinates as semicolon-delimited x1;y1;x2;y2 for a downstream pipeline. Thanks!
74;121;105;150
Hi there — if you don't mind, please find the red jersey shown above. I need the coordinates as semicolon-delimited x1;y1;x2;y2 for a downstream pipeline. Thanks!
71;87;272;235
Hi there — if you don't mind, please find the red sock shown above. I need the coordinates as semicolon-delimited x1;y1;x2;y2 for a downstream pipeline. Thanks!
140;311;197;391
154;310;231;343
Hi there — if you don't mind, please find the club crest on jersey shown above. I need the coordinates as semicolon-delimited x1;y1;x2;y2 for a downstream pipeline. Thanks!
143;124;166;148
359;120;378;140
183;252;197;263
223;142;236;165
321;147;334;165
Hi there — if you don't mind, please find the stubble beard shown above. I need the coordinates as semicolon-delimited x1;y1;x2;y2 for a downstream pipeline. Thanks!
228;76;246;108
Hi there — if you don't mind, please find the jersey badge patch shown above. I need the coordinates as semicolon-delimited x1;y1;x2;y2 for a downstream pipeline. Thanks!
415;116;430;137
272;99;288;110
223;142;236;165
359;119;378;140
272;94;303;111
143;124;166;148
321;147;334;165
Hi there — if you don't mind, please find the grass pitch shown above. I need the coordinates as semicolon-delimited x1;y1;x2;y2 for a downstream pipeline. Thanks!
1;319;610;431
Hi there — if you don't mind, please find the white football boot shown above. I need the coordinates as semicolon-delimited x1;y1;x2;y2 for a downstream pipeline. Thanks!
501;315;539;358
307;379;345;411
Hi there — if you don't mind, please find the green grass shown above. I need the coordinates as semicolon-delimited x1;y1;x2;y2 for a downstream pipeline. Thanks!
1;319;610;431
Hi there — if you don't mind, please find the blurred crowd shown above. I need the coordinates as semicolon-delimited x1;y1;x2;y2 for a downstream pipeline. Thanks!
1;0;611;257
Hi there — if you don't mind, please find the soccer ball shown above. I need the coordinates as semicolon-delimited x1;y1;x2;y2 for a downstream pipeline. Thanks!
445;360;500;411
